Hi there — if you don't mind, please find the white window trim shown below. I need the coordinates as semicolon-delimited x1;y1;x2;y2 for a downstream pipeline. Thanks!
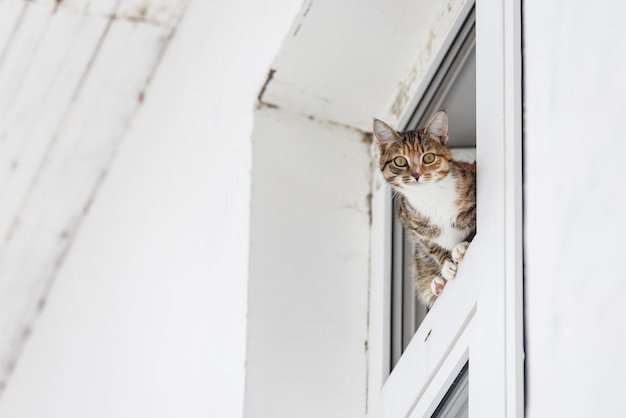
367;0;523;416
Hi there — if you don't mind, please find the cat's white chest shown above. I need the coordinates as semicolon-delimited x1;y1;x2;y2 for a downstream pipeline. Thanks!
401;176;468;251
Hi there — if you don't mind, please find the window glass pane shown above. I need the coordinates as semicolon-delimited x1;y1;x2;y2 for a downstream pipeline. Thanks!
431;362;469;418
390;9;476;369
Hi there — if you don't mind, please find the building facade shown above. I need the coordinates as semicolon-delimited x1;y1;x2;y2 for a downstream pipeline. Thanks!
0;0;625;417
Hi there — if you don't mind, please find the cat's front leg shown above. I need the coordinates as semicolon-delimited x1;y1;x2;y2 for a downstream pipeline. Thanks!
441;241;470;281
423;241;458;281
441;260;457;281
452;241;470;263
430;276;446;297
441;241;471;281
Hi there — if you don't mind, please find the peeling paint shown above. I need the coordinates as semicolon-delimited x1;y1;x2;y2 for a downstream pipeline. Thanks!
391;65;416;118
256;101;279;111
0;0;191;397
302;112;369;136
365;192;373;226
257;68;276;104
82;196;94;215
390;0;467;119
302;1;313;18
292;0;313;37
50;0;191;29
292;23;302;37
3;217;19;248
53;0;62;14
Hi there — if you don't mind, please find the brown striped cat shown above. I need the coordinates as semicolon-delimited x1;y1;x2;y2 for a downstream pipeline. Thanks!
373;111;476;307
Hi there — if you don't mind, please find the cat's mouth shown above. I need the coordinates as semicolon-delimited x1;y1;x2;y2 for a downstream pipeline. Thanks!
402;180;421;188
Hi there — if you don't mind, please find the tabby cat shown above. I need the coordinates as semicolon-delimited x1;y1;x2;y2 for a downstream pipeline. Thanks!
373;111;476;307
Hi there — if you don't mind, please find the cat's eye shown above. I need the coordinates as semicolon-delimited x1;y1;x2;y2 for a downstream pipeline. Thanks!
393;156;408;167
423;153;436;164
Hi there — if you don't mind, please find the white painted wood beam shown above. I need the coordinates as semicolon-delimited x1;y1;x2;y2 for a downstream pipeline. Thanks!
0;0;189;393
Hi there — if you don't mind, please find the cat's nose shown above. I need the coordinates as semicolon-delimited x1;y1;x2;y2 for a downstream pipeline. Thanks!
412;172;421;181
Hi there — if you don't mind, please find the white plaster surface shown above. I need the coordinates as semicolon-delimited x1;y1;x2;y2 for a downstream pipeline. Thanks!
245;107;371;418
262;0;472;131
525;1;626;416
0;0;300;417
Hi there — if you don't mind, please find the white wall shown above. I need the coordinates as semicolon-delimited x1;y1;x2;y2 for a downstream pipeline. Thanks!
525;1;626;416
0;1;300;417
245;107;371;418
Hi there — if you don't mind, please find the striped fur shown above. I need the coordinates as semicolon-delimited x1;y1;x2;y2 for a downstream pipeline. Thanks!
373;111;476;307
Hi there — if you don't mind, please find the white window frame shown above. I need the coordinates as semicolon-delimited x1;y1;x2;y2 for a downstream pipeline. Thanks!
367;0;523;416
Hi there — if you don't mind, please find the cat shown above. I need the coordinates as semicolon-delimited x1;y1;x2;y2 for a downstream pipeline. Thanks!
373;111;476;307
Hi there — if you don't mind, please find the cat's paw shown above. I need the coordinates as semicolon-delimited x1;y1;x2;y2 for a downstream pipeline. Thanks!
430;276;446;296
441;260;457;281
452;241;470;263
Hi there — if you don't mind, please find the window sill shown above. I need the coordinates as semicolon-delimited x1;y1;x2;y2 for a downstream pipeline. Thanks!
380;237;484;417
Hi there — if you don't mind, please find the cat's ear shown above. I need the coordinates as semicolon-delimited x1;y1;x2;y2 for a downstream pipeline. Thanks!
373;119;399;152
425;111;449;145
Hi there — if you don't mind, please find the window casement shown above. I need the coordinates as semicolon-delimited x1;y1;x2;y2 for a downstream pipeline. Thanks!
432;362;469;418
367;0;524;416
390;8;476;370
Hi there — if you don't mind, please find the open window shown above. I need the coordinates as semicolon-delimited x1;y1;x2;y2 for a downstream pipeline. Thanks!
368;0;524;416
390;9;476;369
432;362;469;418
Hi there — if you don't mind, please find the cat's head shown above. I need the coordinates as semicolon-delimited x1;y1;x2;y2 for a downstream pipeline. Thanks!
373;111;452;190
